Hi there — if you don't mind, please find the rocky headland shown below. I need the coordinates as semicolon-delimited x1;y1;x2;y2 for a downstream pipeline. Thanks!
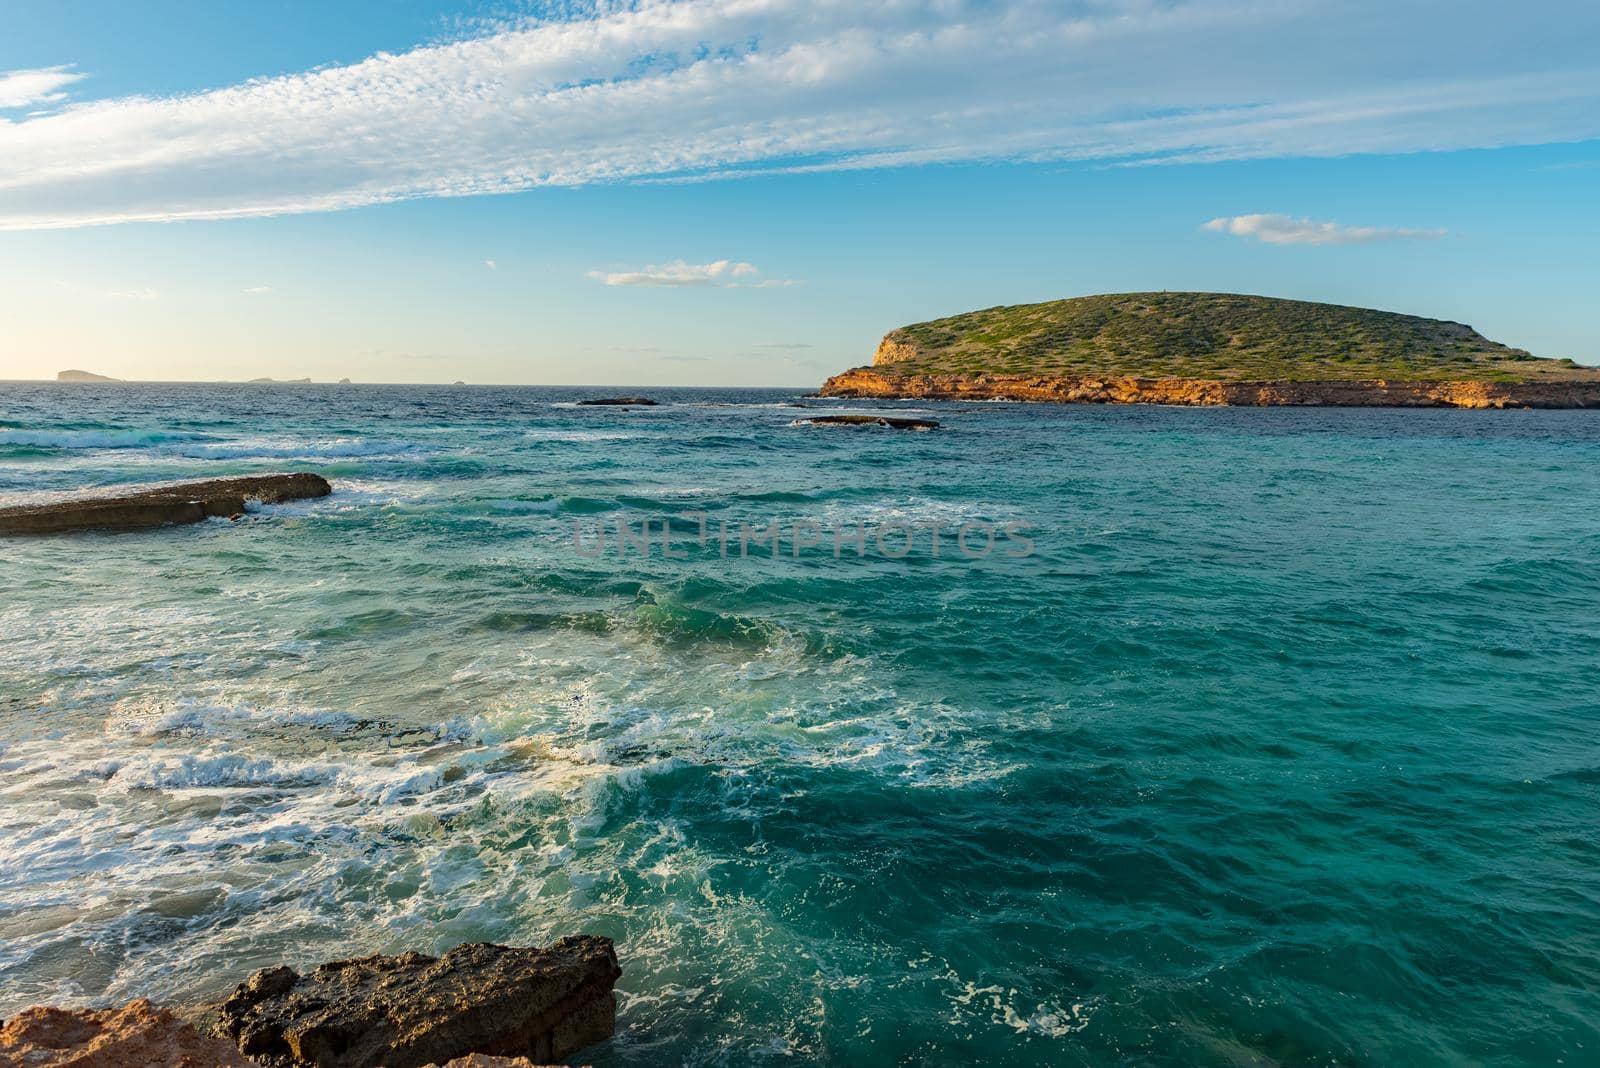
820;292;1600;408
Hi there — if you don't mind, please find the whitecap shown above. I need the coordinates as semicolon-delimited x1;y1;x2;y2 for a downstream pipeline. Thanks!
0;428;206;450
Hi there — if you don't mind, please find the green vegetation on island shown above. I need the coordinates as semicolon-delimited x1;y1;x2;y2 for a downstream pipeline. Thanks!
878;292;1591;382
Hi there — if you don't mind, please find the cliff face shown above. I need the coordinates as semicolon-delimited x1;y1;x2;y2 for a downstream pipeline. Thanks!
820;367;1600;409
872;330;926;365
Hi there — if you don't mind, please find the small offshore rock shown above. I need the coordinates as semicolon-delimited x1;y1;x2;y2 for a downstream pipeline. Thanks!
215;937;621;1068
576;396;657;406
0;998;254;1067
797;413;939;431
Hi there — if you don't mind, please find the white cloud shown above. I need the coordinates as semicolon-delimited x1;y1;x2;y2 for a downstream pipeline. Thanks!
484;259;497;269
106;287;159;300
1203;214;1448;245
590;259;785;287
1;1;1598;229
0;66;84;109
243;285;275;294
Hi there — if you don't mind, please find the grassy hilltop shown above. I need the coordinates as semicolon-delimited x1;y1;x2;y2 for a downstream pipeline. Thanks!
878;292;1589;382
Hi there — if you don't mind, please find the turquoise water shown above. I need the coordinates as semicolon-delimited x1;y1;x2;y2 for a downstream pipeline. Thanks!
2;382;1598;1066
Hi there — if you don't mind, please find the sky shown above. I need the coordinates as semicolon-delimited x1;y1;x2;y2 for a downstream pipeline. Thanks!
1;0;1597;386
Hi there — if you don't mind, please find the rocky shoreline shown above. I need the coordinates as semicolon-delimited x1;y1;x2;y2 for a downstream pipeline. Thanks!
0;938;620;1067
818;367;1600;409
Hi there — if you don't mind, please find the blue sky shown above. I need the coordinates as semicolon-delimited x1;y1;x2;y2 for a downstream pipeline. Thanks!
1;0;1597;385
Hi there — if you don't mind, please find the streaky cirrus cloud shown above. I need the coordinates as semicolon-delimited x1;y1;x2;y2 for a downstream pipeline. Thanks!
1202;214;1448;246
2;0;1599;230
0;66;85;109
589;260;796;288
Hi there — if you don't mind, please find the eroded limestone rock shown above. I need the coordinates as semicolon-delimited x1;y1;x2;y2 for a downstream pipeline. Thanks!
0;998;254;1067
215;938;620;1068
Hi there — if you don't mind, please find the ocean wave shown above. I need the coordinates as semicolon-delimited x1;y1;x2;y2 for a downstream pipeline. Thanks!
628;595;784;649
109;698;368;738
244;479;434;517
479;497;560;514
522;429;642;442
129;753;333;791
0;427;207;450
173;437;440;460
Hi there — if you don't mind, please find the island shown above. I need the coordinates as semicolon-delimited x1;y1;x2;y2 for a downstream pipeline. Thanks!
56;369;118;382
246;377;313;384
819;292;1600;408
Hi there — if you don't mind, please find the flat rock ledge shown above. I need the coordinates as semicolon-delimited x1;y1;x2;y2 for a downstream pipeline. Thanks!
215;937;621;1068
0;998;253;1067
577;396;657;406
797;413;939;430
0;473;332;535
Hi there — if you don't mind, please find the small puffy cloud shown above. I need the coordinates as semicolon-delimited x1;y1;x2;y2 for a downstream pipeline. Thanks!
484;259;497;269
243;285;275;294
0;66;84;109
589;259;788;288
1203;214;1447;246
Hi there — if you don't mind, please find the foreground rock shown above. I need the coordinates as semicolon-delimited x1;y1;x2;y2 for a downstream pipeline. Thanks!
216;937;621;1068
797;413;939;430
0;998;253;1067
577;396;656;406
0;473;332;535
820;367;1600;409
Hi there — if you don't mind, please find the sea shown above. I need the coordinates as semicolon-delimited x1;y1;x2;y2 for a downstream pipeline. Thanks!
1;381;1597;1066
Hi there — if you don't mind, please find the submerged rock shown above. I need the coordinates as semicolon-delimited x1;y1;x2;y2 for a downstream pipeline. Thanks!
0;998;253;1067
797;413;939;431
215;937;621;1068
576;396;657;406
0;473;332;535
